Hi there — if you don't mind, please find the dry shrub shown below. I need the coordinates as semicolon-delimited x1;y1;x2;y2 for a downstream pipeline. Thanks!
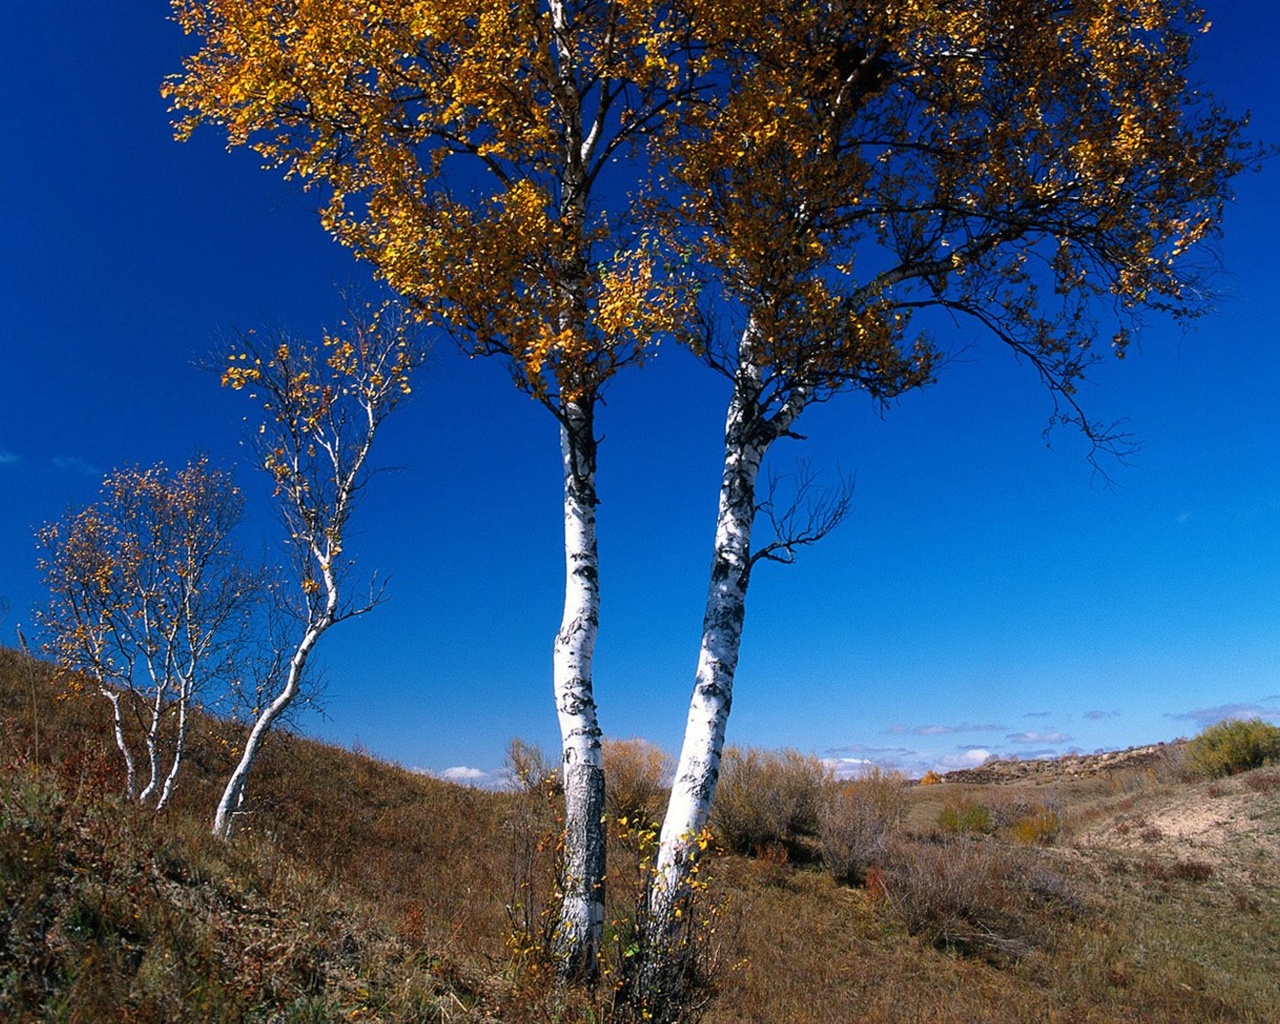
937;797;992;835
1168;859;1215;882
1007;808;1061;845
1136;856;1216;884
505;737;562;795
604;737;674;827
1183;718;1280;779
818;768;908;885
881;837;1078;961
986;792;1063;845
1244;770;1280;793
919;769;943;785
710;747;831;855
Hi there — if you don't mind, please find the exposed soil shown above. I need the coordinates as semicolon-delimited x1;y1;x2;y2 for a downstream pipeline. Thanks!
939;742;1280;887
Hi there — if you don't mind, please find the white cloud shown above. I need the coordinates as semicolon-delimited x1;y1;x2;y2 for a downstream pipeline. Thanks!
0;449;18;465
1007;730;1072;744
1083;709;1120;721
823;756;875;780
933;748;993;771
411;765;508;788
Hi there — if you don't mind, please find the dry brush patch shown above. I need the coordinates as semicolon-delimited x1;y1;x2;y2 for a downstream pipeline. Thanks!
5;650;1280;1024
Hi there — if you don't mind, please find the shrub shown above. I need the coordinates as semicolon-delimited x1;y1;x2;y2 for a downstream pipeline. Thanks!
986;791;1063;845
937;798;992;835
1244;770;1280;793
504;737;562;795
919;770;943;785
1168;859;1215;882
603;737;674;827
1007;808;1062;845
1183;718;1280;779
711;747;831;855
881;838;1077;960
819;768;908;885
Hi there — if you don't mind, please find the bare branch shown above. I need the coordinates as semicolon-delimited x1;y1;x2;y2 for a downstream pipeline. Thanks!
751;460;855;567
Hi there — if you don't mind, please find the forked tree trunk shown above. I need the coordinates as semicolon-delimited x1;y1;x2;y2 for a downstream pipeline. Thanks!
552;401;607;981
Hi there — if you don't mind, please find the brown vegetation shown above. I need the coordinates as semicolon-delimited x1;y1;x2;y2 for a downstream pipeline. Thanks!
2;647;1279;1023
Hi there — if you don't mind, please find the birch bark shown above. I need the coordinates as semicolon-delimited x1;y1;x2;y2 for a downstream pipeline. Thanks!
552;401;607;981
545;1;609;976
213;609;330;837
648;330;808;937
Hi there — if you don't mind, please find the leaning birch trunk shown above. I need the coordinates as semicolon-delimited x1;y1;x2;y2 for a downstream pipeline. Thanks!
552;401;607;981
103;688;137;802
646;332;808;951
156;670;196;812
648;395;765;936
213;603;332;838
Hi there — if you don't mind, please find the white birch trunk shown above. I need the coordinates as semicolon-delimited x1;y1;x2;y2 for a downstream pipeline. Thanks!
137;685;165;806
552;400;607;981
648;395;764;932
103;688;137;801
647;334;808;941
213;619;325;838
155;673;193;812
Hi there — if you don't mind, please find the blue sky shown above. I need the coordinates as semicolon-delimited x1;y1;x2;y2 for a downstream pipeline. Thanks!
1;2;1277;782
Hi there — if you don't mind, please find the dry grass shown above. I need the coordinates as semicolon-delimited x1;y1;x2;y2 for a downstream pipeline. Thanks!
2;646;1279;1023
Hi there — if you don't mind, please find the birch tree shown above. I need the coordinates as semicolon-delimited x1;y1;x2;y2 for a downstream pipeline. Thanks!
36;459;253;811
213;302;420;838
166;0;693;977
640;0;1252;979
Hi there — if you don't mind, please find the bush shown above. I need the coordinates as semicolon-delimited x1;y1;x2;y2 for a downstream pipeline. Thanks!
937;798;992;835
819;768;908;885
1183;718;1280;779
603;737;674;827
985;790;1063;845
1244;770;1280;793
711;747;831;855
505;737;562;795
1007;808;1062;845
881;838;1077;960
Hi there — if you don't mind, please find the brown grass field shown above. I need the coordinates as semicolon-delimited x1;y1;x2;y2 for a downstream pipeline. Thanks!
1;645;1277;1023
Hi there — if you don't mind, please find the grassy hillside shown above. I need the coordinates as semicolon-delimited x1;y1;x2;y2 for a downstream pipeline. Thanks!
1;647;1278;1023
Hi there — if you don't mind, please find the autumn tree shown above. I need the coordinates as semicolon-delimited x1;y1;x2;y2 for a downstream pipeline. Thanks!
213;302;420;838
36;459;254;810
166;0;694;977
634;0;1252;991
